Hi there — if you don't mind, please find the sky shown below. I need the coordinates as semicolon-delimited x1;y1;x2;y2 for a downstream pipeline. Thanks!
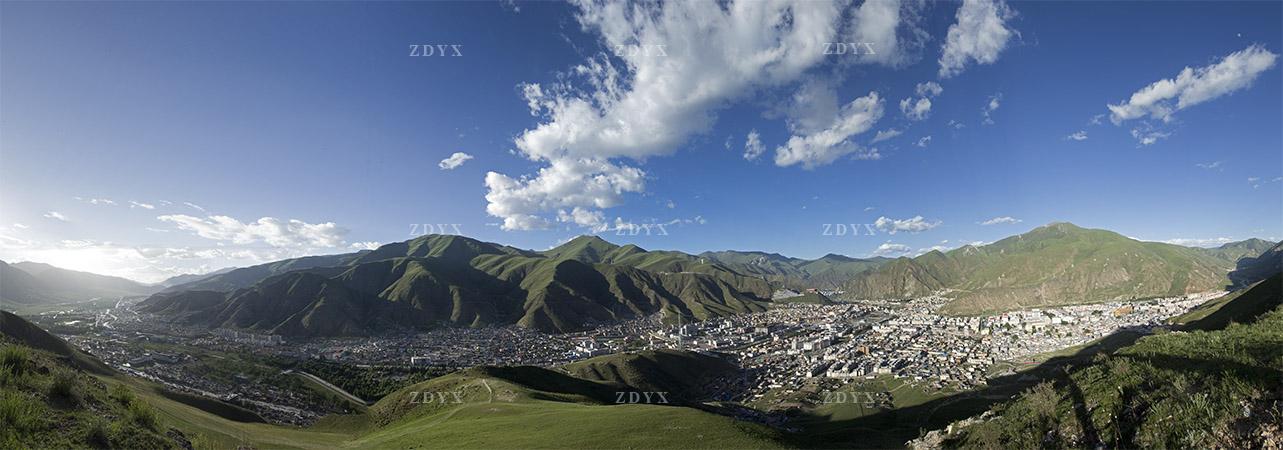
1;0;1280;283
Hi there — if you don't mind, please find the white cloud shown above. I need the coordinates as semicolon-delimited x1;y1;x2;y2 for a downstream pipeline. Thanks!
158;214;348;248
844;0;928;68
1108;44;1278;124
76;197;116;206
438;152;474;170
349;241;382;250
129;200;156;209
1195;161;1222;170
874;215;941;234
743;129;765;161
11;223;28;229
979;216;1021;225
1160;237;1236;248
1131;127;1170;146
489;0;919;229
871;128;903;143
900;97;932;121
183;202;207;212
899;81;942;121
774;91;885;169
43;211;68;221
485;158;645;231
938;0;1016;78
981;92;1002;124
873;242;913;256
1066;131;1088;141
916;136;932;147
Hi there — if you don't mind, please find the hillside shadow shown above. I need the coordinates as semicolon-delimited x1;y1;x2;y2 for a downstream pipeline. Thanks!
777;329;1148;449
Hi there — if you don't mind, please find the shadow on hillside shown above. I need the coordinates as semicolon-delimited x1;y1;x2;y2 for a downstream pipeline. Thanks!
777;330;1149;449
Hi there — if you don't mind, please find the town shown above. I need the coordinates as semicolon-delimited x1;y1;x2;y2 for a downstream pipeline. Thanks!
28;289;1220;425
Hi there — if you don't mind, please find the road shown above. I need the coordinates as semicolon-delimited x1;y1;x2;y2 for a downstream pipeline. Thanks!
284;369;371;406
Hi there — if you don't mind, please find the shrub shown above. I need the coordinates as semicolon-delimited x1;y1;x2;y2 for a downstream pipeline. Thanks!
49;370;82;405
0;391;38;432
86;418;110;448
127;398;158;431
109;382;134;405
0;345;29;376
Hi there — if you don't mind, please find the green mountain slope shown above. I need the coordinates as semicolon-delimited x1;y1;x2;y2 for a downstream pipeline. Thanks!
560;349;737;401
160;251;369;293
0;260;157;306
933;272;1283;448
141;235;771;336
845;223;1240;314
1170;273;1282;331
699;250;889;290
1228;241;1283;288
356;363;787;449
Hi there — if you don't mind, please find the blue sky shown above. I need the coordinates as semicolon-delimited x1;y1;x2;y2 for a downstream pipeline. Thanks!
1;0;1280;282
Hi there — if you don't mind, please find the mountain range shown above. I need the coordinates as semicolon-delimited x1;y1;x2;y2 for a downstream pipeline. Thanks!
0;260;159;307
840;223;1276;314
139;234;773;336
8;222;1276;337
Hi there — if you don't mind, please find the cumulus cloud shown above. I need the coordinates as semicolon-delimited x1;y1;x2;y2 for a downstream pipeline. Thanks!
979;216;1021;225
743;130;765;161
916;136;932;147
485;158;645;230
873;242;913;256
158;214;348;248
874;215;941;234
900;97;932;121
1108;44;1278;124
774;91;885;169
938;0;1016;78
438;152;474;170
899;81;942;121
981;92;1002;124
43;211;68;221
349;241;382;250
488;0;920;229
1066;131;1088;141
844;0;928;67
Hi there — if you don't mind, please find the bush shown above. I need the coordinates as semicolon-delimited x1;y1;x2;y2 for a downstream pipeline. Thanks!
1;345;29;376
49;370;82;405
109;382;134;405
127;398;158;431
86;418;110;448
0;391;38;433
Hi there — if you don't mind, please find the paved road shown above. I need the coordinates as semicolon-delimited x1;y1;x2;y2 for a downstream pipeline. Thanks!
285;369;370;406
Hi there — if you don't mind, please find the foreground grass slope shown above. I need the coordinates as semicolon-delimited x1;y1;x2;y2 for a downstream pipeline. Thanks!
933;273;1283;448
3;310;788;449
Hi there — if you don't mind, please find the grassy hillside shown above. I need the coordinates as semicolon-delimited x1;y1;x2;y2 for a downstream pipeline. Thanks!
357;364;787;449
561;349;737;401
143;235;772;336
699;250;889;290
932;273;1283;448
2;312;788;449
845;223;1241;314
1170;273;1282;331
